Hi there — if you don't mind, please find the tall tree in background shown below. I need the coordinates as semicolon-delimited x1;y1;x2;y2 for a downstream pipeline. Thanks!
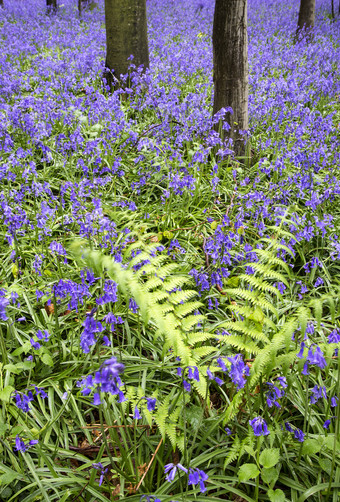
104;0;149;90
212;0;248;157
0;0;3;8
297;0;315;32
46;0;57;13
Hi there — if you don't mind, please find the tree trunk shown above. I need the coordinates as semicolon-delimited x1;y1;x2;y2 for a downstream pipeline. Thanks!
46;0;57;13
212;0;248;158
104;0;149;90
331;0;334;18
297;0;315;32
0;0;3;8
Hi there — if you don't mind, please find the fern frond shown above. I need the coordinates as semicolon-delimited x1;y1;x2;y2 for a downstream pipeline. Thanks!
238;274;279;296
218;321;270;344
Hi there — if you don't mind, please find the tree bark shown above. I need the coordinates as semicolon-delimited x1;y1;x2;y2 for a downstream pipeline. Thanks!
0;0;3;8
212;0;248;158
331;0;334;18
104;0;149;90
297;0;315;32
46;0;57;13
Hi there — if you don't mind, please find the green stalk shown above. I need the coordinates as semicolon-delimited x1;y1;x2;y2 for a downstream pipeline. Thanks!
0;324;8;366
326;353;340;501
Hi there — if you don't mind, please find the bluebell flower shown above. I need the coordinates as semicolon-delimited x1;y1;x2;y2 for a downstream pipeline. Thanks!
284;422;294;433
216;357;227;372
297;342;306;358
92;462;108;486
294;429;305;442
134;406;142;419
183;380;191;392
227;354;250;390
188;468;208;493
323;419;331;429
93;393;102;405
14;391;34;413
225;427;232;435
145;397;157;412
0;296;10;320
328;328;340;344
164;463;188;482
14;435;38;452
30;338;41;350
331;396;338;407
249;416;270;436
187;366;199;382
310;385;327;404
307;346;327;369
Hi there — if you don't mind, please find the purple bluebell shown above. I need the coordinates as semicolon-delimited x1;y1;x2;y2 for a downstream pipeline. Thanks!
145;397;157;412
92;462;108;486
188;468;208;493
14;435;38;452
227;354;250;390
164;463;188;482
249;416;270;436
310;385;327;404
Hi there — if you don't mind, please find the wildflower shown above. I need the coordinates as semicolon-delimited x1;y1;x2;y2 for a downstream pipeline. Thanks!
188;468;208;493
314;277;324;287
328;328;340;344
0;296;10;320
129;298;139;313
310;385;327;404
145;397;157;412
164;463;188;482
183;380;191;392
331;396;338;407
265;379;286;408
92;462;108;486
187;366;199;382
216;357;227;372
294;429;305;442
30;338;41;350
307;346;327;369
14;391;34;413
14;435;38;452
227;354;250;390
249;416;270;436
323;419;331;429
284;422;294;433
134;406;142;419
297;342;306;358
93;393;102;406
225;427;232;435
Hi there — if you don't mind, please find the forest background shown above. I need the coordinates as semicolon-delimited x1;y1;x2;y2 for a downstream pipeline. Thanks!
0;1;339;501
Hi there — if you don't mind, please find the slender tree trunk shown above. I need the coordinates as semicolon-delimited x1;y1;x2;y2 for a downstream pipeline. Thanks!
297;0;315;32
104;0;149;90
212;0;248;158
331;0;334;18
46;0;57;13
0;0;3;8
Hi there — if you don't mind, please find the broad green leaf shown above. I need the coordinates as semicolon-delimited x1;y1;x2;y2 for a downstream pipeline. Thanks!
238;463;260;482
302;438;321;456
261;467;279;485
41;353;54;367
259;448;280;468
0;386;15;403
268;488;285;502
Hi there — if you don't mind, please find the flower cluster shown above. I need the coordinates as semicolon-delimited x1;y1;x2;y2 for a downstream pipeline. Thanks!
77;357;125;405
